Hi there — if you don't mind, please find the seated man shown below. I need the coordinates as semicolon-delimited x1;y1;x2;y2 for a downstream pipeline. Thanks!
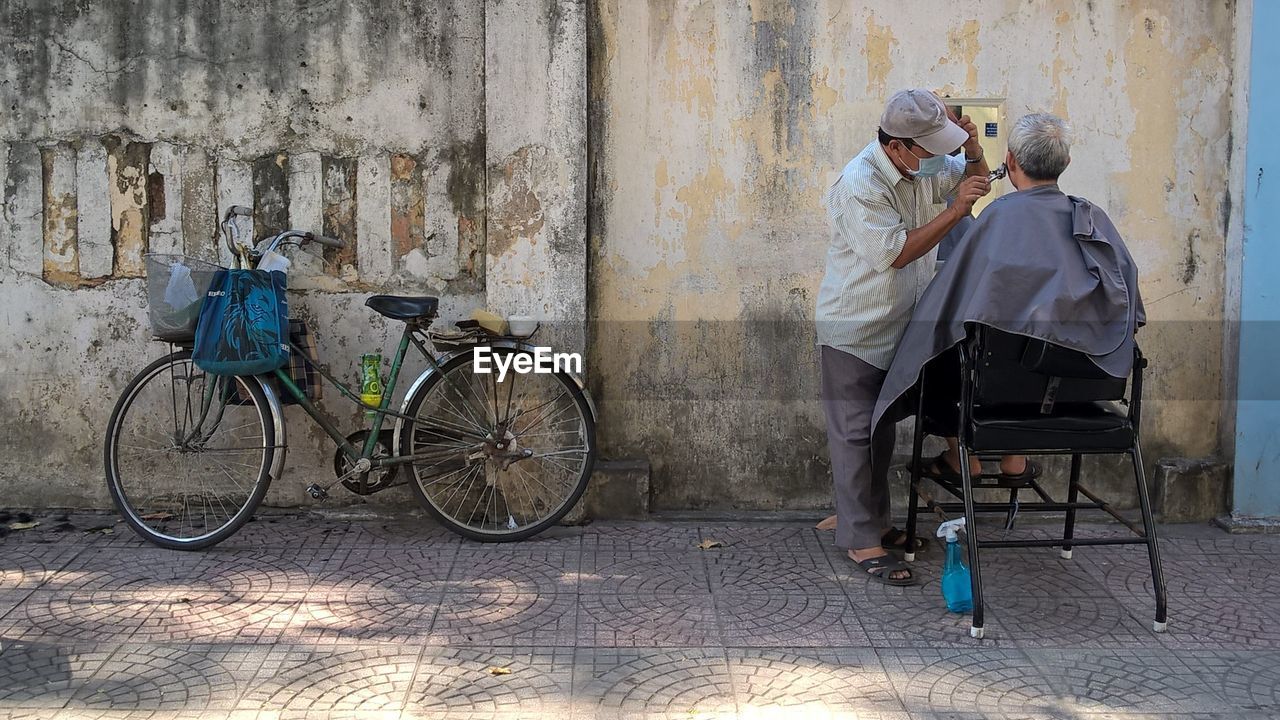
872;113;1144;479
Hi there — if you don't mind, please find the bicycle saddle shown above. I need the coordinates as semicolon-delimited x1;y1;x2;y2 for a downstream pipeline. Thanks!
365;295;439;321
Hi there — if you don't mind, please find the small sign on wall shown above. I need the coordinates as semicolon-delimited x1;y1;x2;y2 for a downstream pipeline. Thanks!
985;122;999;138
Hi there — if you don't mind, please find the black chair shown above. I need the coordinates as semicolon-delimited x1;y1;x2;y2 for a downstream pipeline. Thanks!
903;325;1168;639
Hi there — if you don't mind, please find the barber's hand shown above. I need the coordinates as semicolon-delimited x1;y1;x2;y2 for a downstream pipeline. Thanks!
957;114;982;155
943;103;983;157
952;176;991;215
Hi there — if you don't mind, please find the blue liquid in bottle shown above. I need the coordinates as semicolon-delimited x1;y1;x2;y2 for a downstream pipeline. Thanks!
940;523;974;613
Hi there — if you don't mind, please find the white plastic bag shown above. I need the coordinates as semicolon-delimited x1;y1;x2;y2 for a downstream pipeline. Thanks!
256;250;291;274
163;261;199;310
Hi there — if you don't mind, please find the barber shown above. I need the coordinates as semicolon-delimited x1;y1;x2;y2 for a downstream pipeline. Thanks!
815;88;990;585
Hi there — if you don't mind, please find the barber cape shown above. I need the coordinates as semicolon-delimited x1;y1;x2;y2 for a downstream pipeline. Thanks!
871;184;1145;432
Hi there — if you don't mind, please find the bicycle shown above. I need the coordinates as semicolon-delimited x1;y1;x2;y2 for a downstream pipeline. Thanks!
104;206;597;549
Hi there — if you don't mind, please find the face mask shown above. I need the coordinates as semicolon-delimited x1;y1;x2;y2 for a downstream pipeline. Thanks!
899;144;945;178
914;154;946;177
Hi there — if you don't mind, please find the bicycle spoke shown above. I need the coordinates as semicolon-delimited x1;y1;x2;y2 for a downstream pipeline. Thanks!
527;457;587;478
464;367;497;428
510;389;570;431
513;427;583;441
513;395;577;437
433;462;482;510
526;447;590;459
442;363;496;431
450;461;488;517
433;392;490;435
414;408;489;442
511;461;566;512
168;361;182;444
510;463;543;525
489;368;501;432
414;456;476;483
502;365;518;426
464;470;491;528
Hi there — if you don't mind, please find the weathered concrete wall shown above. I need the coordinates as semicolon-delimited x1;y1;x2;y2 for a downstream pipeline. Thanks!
0;0;586;507
0;0;1241;515
588;0;1237;510
486;0;589;355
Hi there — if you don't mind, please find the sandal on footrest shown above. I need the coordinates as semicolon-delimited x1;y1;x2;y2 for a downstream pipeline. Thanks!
910;451;962;482
856;555;917;586
881;527;928;553
998;459;1042;487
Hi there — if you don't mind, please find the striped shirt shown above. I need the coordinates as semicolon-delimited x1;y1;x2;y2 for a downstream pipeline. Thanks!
815;140;966;370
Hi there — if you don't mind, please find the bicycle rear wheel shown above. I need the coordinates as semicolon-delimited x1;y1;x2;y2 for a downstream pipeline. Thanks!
400;347;595;542
104;350;275;550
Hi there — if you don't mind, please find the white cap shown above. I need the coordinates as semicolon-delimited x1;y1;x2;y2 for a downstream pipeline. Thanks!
880;89;970;155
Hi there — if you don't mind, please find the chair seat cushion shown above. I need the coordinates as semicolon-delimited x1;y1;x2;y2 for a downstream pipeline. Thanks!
365;295;439;321
967;401;1134;451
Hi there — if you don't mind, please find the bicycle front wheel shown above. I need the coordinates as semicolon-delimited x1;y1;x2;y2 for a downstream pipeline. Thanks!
104;350;275;550
401;346;596;542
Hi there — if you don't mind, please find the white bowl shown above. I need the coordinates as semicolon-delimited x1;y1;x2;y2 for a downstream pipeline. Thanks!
507;316;539;337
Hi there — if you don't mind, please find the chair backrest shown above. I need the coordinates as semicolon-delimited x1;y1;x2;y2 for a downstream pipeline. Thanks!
970;326;1129;411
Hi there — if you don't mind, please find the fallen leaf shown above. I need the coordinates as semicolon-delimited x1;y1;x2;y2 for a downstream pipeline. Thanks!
140;512;175;521
486;666;512;676
696;539;724;550
8;521;39;531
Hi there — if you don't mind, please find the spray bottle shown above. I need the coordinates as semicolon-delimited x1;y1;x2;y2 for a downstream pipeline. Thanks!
936;518;974;613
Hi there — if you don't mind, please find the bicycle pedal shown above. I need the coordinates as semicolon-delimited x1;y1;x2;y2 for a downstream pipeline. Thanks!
306;483;329;500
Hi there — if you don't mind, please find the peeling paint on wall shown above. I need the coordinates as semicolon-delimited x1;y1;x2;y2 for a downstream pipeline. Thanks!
943;19;981;93
41;143;80;288
390;153;425;261
864;15;897;95
321;155;359;279
252;153;290;240
104;136;150;278
0;1;510;507
590;0;1237;510
488;145;547;259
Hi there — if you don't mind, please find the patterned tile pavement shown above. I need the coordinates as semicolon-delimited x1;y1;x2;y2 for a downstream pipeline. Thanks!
2;510;1279;719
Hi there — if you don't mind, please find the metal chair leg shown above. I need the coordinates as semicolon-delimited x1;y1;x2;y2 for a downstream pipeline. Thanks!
1061;454;1081;559
1131;442;1168;631
905;415;926;562
958;443;985;638
1004;488;1019;530
905;479;921;563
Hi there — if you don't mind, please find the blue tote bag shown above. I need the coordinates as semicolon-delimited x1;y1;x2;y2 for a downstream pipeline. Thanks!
192;269;291;376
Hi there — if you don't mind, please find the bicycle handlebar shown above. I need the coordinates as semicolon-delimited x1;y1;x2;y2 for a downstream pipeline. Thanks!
255;230;346;258
310;233;345;249
217;204;346;263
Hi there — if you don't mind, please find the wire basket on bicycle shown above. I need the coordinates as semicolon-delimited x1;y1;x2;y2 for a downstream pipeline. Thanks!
143;254;223;342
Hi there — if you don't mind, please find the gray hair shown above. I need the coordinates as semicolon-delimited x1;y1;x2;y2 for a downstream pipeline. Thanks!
1008;113;1071;180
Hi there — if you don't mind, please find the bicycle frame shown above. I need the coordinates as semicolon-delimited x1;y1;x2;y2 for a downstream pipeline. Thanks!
267;325;489;472
221;216;597;487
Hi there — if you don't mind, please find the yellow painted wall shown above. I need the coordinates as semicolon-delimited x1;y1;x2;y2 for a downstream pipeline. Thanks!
588;0;1235;509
